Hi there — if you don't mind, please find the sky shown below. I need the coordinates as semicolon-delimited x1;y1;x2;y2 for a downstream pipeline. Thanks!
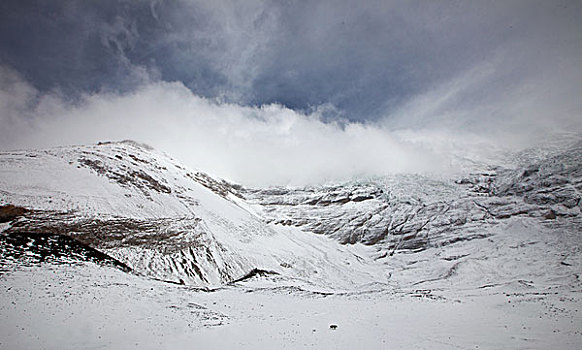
0;0;581;186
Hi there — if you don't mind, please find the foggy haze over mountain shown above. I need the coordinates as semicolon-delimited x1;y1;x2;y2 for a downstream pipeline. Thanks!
1;0;581;185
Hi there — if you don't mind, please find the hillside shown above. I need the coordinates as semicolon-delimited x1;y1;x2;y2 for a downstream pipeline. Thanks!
1;140;581;349
0;141;386;289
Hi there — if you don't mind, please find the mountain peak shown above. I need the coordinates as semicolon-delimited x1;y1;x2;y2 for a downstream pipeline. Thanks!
96;139;154;151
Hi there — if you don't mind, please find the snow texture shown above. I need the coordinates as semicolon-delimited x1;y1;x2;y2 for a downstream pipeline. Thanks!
1;140;581;349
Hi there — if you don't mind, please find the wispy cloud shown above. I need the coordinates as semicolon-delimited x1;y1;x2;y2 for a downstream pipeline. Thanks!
3;1;579;120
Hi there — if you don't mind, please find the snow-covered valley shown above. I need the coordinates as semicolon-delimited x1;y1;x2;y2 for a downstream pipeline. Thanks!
1;140;581;349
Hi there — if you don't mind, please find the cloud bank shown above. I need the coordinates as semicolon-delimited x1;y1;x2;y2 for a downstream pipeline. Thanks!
0;1;581;186
1;61;580;187
0;67;443;186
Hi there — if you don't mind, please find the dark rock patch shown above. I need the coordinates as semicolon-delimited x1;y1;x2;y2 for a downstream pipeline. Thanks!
0;230;131;272
0;205;28;223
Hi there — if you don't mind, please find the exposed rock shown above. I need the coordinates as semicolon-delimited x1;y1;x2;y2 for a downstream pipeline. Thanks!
0;205;28;223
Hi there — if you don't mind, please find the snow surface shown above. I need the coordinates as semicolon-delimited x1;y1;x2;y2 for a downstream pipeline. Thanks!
1;258;580;350
1;140;582;349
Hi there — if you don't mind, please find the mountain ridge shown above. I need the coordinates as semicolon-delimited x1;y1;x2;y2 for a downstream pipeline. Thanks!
1;139;581;290
0;141;386;288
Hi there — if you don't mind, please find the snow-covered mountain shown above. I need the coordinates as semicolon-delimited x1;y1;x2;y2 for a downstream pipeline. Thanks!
1;140;581;288
0;140;386;289
1;140;581;349
246;143;581;254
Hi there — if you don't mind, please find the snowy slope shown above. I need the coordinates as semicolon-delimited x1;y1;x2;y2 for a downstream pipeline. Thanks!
0;141;386;288
0;140;243;218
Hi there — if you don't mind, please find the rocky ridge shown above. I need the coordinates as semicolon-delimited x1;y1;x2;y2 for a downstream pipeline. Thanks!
244;142;581;259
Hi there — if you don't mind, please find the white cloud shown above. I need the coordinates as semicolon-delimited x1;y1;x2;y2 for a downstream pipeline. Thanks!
1;2;581;189
0;68;459;186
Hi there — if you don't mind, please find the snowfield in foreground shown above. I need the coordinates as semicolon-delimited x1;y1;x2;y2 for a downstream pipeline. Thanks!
1;140;581;349
1;253;580;350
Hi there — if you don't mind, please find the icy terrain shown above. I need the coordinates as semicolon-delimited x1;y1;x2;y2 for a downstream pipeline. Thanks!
1;140;581;349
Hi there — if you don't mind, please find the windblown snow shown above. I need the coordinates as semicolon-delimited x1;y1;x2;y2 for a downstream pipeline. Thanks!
1;139;581;349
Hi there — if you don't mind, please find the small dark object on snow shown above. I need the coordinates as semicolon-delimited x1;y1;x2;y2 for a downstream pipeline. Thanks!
329;324;338;330
545;209;557;220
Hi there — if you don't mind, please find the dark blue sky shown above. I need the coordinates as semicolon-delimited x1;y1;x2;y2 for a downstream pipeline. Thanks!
2;0;579;122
